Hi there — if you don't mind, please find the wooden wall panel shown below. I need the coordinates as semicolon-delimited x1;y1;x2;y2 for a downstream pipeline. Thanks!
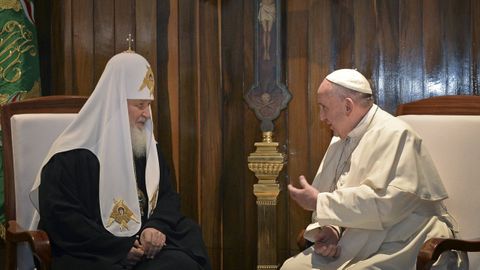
165;0;180;186
285;0;310;255
114;0;135;53
333;0;354;68
399;0;423;103
93;0;115;84
221;0;248;268
177;0;199;221
155;0;175;195
50;0;73;94
72;0;94;96
242;2;258;270
375;0;399;113
474;0;480;95
443;0;471;95
353;1;376;86
423;0;444;98
198;1;223;269
37;0;480;269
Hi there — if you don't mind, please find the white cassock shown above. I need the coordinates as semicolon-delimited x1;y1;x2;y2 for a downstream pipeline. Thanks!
282;105;467;270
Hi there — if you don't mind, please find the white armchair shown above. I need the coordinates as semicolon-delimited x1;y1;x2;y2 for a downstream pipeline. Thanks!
397;95;480;270
1;96;87;270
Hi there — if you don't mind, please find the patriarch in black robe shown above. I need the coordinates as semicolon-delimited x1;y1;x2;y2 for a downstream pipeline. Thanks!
31;52;211;270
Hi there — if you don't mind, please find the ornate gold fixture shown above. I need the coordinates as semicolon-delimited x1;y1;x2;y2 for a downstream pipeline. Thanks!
248;131;286;269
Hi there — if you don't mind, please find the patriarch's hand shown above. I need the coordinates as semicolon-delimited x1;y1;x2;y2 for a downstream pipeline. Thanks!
140;227;166;259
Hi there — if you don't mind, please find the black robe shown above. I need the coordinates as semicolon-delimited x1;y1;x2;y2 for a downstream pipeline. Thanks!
38;147;211;270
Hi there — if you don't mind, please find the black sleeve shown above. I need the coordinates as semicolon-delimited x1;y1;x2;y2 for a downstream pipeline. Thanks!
142;147;212;269
142;148;184;232
38;149;135;264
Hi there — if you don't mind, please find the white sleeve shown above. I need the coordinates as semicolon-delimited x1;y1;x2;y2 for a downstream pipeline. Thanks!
311;184;423;231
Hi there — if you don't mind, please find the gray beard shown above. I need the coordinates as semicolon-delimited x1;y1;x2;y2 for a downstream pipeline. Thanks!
131;126;147;158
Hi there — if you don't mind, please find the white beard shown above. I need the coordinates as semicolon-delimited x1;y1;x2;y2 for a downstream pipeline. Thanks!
130;126;147;158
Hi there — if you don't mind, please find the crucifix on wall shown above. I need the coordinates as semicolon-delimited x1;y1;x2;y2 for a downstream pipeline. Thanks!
246;0;290;132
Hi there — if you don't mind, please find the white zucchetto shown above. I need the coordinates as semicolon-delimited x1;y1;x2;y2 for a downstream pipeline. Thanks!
326;69;372;94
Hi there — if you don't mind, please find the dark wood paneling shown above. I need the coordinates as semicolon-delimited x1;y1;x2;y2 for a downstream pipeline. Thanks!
443;0;471;95
35;1;480;269
93;0;115;83
197;1;223;269
72;0;94;96
50;0;73;94
156;0;175;187
285;0;310;256
136;0;157;69
114;0;135;53
35;0;52;95
222;0;249;268
399;0;423;103
353;1;376;85
375;0;399;113
242;2;258;270
332;0;354;68
165;0;180;185
474;0;480;95
423;0;443;98
178;0;199;221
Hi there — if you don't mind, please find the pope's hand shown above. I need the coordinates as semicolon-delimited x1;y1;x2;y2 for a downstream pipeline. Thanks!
313;226;341;258
288;175;319;211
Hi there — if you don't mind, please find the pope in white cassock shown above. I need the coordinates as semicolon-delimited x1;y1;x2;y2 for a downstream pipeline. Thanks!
281;69;466;270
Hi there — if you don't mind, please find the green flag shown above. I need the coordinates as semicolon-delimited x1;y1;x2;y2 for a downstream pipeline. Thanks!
0;0;41;238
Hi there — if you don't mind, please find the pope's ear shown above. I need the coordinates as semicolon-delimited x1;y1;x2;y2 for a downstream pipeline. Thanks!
344;97;354;114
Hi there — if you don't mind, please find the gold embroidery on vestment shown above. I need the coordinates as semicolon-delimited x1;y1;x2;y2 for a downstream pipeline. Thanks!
139;65;154;96
137;188;147;217
148;187;159;216
106;199;140;231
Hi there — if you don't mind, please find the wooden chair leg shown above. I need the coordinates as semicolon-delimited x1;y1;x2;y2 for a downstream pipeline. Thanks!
5;238;17;270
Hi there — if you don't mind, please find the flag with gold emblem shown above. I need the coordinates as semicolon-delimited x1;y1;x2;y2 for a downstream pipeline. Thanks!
0;0;41;236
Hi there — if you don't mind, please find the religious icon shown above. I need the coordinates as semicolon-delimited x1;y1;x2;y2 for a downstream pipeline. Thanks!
258;0;275;61
106;198;140;231
246;0;291;132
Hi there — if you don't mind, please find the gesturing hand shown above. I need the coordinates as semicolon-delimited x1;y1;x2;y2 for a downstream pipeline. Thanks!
313;226;341;258
140;228;166;259
288;175;319;211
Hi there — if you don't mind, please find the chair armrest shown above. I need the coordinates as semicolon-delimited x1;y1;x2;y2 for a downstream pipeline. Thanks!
5;220;51;270
416;237;480;270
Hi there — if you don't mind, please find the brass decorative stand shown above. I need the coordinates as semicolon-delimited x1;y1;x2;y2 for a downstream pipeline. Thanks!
248;131;286;270
246;0;290;268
